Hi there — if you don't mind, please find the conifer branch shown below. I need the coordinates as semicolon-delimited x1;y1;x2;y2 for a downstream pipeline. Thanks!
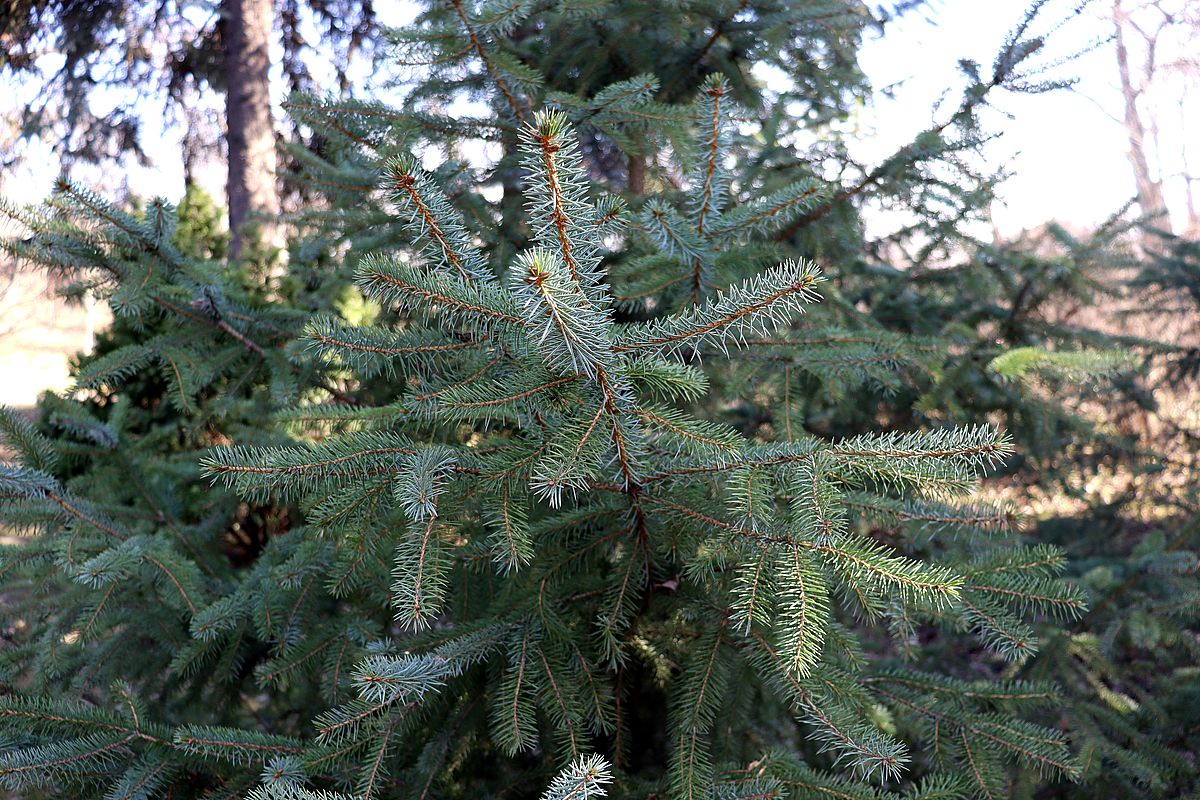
777;546;829;677
513;247;614;378
731;544;774;634
202;434;418;500
449;0;529;122
541;754;612;800
636;406;742;457
614;261;822;357
385;155;491;284
172;726;306;763
393;513;451;630
706;181;829;240
534;646;581;759
492;623;538;755
485;481;533;573
0;734;138;789
868;685;1080;779
670;620;729;800
641;201;710;264
524;112;591;285
358;718;396;800
694;76;729;236
356;254;525;330
0;407;56;473
305;318;482;377
688;74;733;300
747;630;907;780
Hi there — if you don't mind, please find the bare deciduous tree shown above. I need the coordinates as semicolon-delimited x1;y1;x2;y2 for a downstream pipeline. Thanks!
1111;0;1200;234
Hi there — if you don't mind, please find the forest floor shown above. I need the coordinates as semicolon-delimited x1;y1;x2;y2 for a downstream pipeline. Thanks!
0;269;106;408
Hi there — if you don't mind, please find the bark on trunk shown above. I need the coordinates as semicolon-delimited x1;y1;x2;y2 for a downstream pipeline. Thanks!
224;0;280;264
1185;176;1200;236
1114;0;1170;229
627;154;646;196
1182;129;1199;235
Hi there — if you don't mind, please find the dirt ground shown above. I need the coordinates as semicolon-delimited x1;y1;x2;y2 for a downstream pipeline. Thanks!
0;268;108;408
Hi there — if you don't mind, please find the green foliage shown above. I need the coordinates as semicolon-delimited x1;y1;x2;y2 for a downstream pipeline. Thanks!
988;346;1136;383
541;755;613;800
174;183;230;261
0;1;1196;799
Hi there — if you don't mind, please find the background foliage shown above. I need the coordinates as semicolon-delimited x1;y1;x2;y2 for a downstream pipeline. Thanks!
1;1;1197;799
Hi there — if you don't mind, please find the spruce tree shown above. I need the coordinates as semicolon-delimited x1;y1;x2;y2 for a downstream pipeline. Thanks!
1005;223;1200;798
1;1;1194;799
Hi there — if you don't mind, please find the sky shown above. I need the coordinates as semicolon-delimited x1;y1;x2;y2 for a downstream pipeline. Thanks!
1;0;1193;238
860;3;1125;232
854;0;1151;235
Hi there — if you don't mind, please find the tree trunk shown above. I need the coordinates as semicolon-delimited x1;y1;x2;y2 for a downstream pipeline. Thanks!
1185;175;1200;236
1114;0;1170;229
627;154;646;196
224;0;280;265
1182;123;1199;235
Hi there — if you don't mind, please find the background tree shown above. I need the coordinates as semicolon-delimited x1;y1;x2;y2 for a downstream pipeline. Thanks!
0;0;380;261
1111;0;1200;233
0;1;1198;799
